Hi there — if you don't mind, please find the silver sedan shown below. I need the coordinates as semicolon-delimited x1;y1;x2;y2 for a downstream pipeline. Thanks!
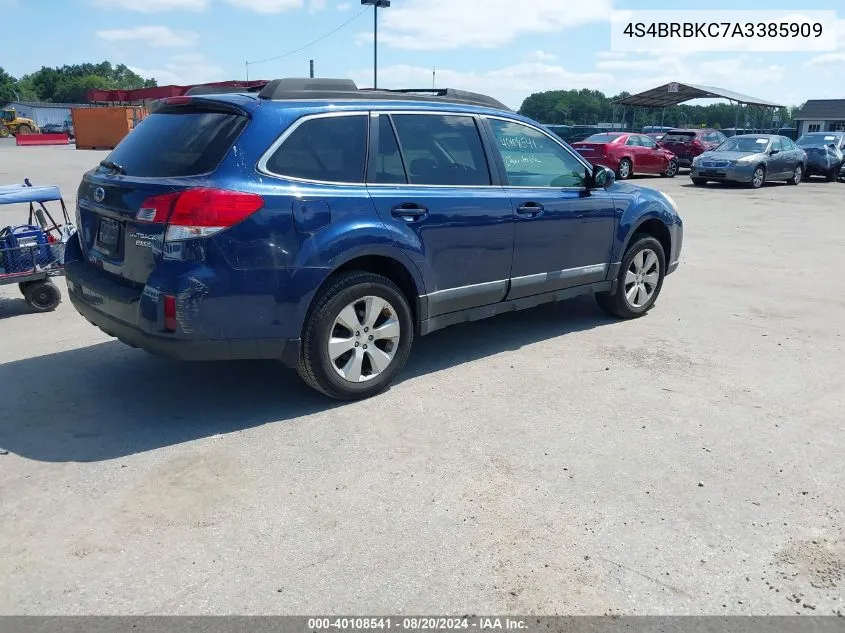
690;134;807;189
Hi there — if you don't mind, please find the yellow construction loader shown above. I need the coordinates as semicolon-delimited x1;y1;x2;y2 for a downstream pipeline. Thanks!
0;109;39;137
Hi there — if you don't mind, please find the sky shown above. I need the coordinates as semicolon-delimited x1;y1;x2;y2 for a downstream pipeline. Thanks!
1;0;843;110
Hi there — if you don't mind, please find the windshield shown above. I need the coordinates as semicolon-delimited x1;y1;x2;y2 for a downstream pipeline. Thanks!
716;137;770;153
1;111;13;122
797;134;842;148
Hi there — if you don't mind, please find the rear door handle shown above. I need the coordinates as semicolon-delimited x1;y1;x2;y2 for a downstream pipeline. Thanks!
391;203;428;222
516;202;544;218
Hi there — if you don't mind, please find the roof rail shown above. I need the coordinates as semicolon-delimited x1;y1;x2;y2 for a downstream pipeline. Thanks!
185;83;267;96
257;77;512;111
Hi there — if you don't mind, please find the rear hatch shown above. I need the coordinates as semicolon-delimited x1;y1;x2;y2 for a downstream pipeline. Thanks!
660;132;698;158
77;98;251;286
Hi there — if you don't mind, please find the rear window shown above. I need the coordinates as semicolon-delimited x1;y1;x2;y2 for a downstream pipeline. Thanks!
102;109;247;177
662;132;696;142
582;134;622;143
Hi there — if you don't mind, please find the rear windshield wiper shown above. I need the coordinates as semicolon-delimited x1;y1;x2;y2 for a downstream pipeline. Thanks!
99;160;126;175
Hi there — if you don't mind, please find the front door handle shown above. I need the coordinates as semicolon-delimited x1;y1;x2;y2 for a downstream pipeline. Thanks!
391;203;428;222
516;202;544;218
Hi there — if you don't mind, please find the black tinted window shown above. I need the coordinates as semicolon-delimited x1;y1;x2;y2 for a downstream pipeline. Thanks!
373;115;407;184
266;115;368;183
663;132;696;142
489;119;587;188
583;134;622;143
103;110;247;177
391;114;490;186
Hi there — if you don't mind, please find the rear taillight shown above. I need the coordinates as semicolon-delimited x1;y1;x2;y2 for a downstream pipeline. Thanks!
138;188;264;241
163;294;177;332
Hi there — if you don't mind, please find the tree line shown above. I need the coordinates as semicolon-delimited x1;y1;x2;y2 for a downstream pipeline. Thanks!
518;88;801;130
0;62;155;105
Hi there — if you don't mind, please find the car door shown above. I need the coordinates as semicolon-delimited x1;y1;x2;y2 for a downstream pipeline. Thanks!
367;112;514;318
484;116;616;300
624;134;643;174
638;134;663;173
783;137;802;173
767;137;789;178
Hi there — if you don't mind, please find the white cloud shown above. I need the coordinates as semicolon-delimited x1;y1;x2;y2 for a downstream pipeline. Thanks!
129;54;224;86
97;25;199;47
337;2;351;9
350;63;613;110
90;0;207;12
309;0;327;11
596;51;627;60
373;0;613;50
805;52;845;67
222;0;302;12
528;51;556;62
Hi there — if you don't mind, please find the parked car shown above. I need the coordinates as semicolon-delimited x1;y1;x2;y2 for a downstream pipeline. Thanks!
690;134;806;188
795;132;845;181
545;124;570;140
40;121;75;138
572;132;679;179
645;132;665;142
64;78;683;400
659;129;726;167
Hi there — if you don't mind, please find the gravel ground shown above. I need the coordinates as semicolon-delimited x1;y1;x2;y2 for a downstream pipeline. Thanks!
0;141;843;615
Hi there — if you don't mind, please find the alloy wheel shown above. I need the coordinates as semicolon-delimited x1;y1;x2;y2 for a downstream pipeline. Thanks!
752;168;764;188
619;160;631;179
328;296;401;383
624;249;660;308
793;165;802;184
666;160;678;177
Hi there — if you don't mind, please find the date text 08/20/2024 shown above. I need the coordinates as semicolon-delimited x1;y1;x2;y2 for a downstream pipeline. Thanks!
307;618;528;630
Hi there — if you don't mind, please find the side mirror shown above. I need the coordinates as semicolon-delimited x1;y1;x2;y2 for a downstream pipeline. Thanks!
592;164;615;189
769;149;779;155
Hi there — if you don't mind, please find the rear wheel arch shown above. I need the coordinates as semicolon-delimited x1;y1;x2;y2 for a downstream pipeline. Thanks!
305;253;423;336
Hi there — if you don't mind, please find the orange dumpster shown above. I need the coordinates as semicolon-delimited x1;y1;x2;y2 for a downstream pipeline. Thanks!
71;106;147;151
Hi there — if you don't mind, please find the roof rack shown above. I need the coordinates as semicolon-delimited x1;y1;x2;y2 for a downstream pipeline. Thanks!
257;78;512;111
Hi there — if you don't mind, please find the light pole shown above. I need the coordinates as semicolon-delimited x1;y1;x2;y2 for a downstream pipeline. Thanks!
361;0;390;89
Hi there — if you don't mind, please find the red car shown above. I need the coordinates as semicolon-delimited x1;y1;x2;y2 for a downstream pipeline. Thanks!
571;133;679;180
658;128;726;167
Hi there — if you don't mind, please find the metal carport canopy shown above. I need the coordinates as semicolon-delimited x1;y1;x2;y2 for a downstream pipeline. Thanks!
613;82;783;108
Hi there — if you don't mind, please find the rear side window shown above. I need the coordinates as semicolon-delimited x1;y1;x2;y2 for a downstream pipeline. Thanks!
390;114;491;186
265;114;368;183
103;109;247;177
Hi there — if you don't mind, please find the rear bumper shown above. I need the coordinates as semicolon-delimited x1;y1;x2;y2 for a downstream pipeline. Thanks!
66;260;300;366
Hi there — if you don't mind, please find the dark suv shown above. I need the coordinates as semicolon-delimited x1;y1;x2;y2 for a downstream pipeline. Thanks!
65;78;683;400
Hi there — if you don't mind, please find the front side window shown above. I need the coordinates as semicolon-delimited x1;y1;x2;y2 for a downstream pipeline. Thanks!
488;118;587;188
640;135;658;149
265;114;368;183
390;114;490;186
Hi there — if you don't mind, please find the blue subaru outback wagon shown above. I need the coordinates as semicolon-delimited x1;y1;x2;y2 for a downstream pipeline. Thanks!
65;78;683;400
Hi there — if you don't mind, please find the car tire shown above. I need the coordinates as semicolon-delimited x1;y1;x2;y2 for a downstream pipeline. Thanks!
298;271;414;400
595;234;666;320
661;158;679;178
787;164;802;185
24;280;61;312
616;158;632;180
826;167;837;183
691;177;707;186
749;166;766;189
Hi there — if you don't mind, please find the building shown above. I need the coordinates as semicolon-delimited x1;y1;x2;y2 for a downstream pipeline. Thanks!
1;101;93;129
793;99;845;136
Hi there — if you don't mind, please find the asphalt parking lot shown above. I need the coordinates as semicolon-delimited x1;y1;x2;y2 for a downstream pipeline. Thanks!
1;140;843;615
